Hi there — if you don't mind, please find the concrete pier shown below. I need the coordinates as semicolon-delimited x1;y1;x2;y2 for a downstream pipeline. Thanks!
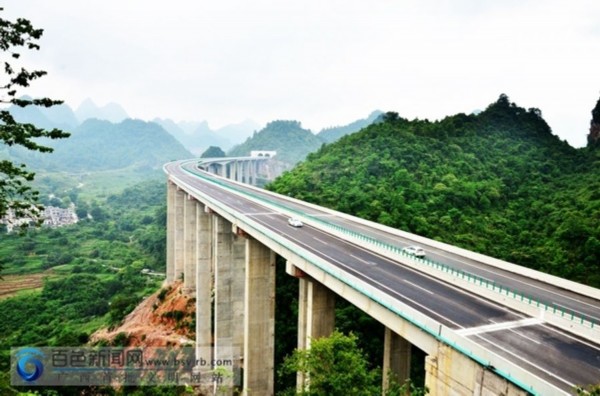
166;181;176;283
243;237;275;395
174;186;185;281
183;195;197;294
382;327;411;393
194;204;213;393
213;215;246;392
296;274;335;390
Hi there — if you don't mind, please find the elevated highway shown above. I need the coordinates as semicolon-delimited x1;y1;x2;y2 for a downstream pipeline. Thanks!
164;159;600;395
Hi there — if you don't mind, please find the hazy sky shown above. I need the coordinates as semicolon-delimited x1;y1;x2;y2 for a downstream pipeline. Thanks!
4;1;600;147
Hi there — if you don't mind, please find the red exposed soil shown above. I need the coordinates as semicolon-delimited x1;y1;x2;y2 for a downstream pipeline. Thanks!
91;280;197;347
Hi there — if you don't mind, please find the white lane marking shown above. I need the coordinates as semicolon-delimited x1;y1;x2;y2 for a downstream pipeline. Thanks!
539;322;600;352
312;236;329;245
278;216;528;326
274;228;465;329
430;250;600;316
339;216;600;314
457;318;543;336
507;327;541;345
307;225;520;313
176;173;523;331
403;280;434;295
350;254;377;266
245;213;464;329
474;333;578;389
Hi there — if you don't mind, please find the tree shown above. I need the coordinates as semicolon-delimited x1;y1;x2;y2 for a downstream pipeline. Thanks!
587;95;600;147
200;145;226;158
279;331;380;396
0;8;70;222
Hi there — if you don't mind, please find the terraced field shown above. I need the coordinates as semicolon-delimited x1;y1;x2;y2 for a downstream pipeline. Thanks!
0;271;53;299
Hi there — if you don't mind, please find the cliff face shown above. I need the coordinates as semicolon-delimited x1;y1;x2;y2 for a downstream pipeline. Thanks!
587;96;600;147
91;281;196;347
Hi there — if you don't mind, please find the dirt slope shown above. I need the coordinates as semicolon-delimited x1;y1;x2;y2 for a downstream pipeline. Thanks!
91;280;197;347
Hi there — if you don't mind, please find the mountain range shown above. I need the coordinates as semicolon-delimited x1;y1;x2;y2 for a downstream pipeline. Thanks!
153;118;260;155
6;98;384;168
227;111;383;166
3;118;193;172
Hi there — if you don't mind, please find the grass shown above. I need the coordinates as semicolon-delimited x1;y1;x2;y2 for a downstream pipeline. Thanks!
0;271;55;300
34;166;164;201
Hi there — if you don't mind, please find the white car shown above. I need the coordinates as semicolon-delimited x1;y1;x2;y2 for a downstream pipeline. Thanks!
288;218;303;227
402;246;425;257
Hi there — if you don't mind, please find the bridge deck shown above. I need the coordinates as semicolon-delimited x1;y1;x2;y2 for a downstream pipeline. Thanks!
165;160;600;393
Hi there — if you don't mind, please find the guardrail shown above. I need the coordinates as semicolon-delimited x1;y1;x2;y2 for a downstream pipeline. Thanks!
168;164;565;396
179;162;599;343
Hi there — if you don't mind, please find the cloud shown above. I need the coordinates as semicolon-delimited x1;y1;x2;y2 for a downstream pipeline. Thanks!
3;0;600;145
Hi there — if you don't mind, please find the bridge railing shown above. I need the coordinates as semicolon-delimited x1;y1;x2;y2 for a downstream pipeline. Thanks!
171;166;565;396
305;215;599;341
181;164;599;343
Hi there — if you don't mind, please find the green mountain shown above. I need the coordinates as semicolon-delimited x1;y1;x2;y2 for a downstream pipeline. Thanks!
268;95;600;286
5;119;193;172
228;120;323;165
317;110;383;143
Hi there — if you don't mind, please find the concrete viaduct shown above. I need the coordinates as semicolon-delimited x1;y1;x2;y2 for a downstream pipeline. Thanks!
197;152;276;186
164;159;600;395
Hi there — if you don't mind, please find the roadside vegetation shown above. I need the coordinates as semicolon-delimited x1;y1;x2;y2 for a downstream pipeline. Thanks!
0;180;167;395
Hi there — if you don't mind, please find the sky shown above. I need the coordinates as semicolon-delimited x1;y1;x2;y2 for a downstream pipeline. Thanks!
3;1;600;147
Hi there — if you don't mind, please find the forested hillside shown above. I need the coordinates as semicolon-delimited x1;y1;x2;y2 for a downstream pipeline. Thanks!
4;119;193;172
268;95;600;286
228;120;323;165
0;180;172;394
227;114;383;166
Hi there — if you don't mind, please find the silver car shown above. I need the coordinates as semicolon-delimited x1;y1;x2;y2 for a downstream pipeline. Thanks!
288;218;303;227
402;245;425;257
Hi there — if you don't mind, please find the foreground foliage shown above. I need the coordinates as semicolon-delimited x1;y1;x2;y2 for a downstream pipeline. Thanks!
279;331;428;396
0;8;70;223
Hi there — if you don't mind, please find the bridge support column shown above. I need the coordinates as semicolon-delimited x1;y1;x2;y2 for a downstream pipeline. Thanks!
299;277;335;347
244;161;251;184
214;216;246;392
236;162;242;183
166;181;176;283
174;186;185;281
425;342;528;396
195;204;213;390
231;161;239;182
382;327;411;393
183;195;197;294
297;276;335;390
243;237;275;395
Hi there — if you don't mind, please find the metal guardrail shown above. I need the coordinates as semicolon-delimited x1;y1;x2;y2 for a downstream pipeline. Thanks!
179;163;599;338
170;166;561;395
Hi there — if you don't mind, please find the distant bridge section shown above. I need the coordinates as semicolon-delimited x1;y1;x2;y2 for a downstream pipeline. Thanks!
197;153;276;186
